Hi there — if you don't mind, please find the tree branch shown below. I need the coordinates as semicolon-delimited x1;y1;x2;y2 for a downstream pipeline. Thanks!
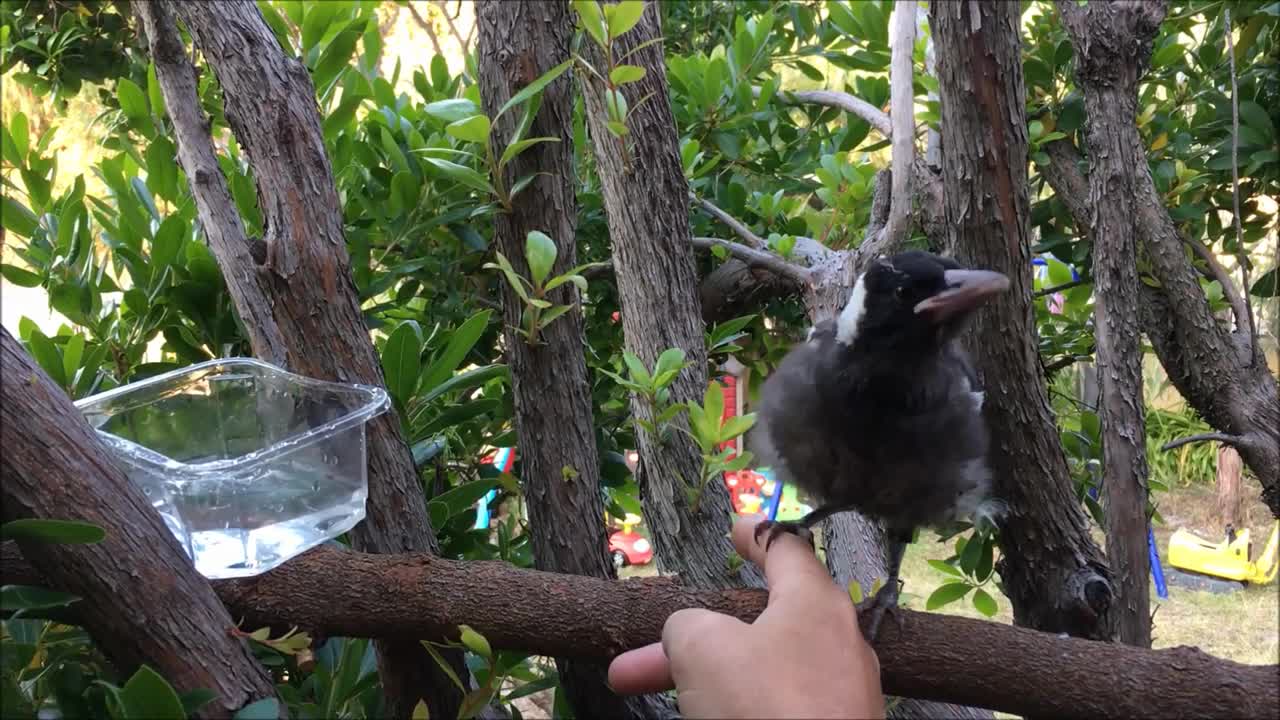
875;0;917;251
690;193;832;266
1183;234;1253;355
1223;6;1258;364
768;87;894;139
1;541;1273;720
1161;432;1245;452
690;236;812;287
405;1;446;59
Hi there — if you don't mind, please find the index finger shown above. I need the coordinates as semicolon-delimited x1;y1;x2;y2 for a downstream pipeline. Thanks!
732;516;835;600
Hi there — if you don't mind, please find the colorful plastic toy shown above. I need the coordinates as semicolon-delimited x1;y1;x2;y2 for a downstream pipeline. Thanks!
1167;520;1279;589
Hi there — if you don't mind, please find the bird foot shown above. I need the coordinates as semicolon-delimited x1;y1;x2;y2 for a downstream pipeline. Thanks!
856;578;904;644
752;519;817;551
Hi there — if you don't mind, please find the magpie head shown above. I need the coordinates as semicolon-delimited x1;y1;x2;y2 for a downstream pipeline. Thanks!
835;251;1009;355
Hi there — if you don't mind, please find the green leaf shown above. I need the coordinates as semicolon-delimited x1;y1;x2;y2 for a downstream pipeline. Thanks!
719;415;756;441
0;585;81;613
419;641;466;692
419;310;493;393
1250;267;1278;297
445;115;492;145
23;329;67;388
381;321;424;406
623;352;651;386
959;531;984;573
146;62;167;119
483;252;531;303
458;624;492;660
1;264;42;287
499;136;561;170
610;65;646;85
423;157;495;195
119;665;186;720
607;0;645;38
525;230;558;287
1239;100;1275;142
116;78;148;123
605;88;629;123
411;699;430;719
572;0;608;48
975;535;995;582
313;19;366;94
925;581;973;610
8;112;28;161
233;698;281;720
496;59;573;120
606;120;629;137
458;687;497;720
703;381;725;428
2;196;40;237
180;689;218;717
424;98;482;123
61;333;85;384
972;587;998;617
653;347;686;378
927;559;965;578
537;304;574;329
391;170;421;210
432;479;500;520
418;364;508;406
150;216;186;269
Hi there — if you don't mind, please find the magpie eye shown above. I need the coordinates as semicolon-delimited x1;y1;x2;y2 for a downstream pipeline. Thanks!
894;286;907;301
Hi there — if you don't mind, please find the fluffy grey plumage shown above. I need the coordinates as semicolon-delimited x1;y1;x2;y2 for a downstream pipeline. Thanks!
750;251;1009;639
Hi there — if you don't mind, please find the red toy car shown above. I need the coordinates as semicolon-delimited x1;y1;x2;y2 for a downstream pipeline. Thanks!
608;514;653;568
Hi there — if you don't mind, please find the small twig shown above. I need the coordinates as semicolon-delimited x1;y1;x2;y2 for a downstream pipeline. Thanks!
690;236;812;287
758;87;893;139
435;0;469;54
1035;277;1090;297
1043;355;1084;375
405;2;445;59
1224;8;1257;364
691;193;765;249
1183;236;1251;356
875;1;917;252
1161;432;1244;452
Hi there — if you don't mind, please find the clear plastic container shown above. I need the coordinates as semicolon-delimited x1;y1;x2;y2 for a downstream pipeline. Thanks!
75;358;390;579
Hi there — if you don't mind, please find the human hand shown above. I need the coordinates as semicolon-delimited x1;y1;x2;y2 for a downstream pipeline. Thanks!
607;516;885;719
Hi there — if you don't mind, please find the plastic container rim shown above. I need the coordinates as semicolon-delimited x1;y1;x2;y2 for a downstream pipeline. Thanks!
73;357;390;477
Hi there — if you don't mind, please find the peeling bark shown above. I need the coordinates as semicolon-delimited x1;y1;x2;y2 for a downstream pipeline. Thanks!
142;2;469;715
931;0;1115;641
3;541;1275;720
475;2;671;716
0;330;280;719
1057;0;1162;648
576;0;763;590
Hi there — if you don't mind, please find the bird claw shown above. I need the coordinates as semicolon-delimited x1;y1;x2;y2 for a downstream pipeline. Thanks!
856;578;904;644
752;519;817;551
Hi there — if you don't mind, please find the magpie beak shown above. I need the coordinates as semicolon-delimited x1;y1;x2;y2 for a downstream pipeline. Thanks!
913;269;1010;326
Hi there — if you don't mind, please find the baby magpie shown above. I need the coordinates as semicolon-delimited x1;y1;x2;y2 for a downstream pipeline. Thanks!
750;251;1009;640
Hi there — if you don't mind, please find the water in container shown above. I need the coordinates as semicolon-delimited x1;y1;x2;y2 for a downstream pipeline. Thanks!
75;358;389;579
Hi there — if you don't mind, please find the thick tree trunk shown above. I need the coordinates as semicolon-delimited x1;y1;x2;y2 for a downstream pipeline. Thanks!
576;0;763;590
143;2;470;716
1058;0;1163;648
5;540;1276;720
474;3;671;717
1051;0;1280;518
930;0;1115;640
0;329;280;719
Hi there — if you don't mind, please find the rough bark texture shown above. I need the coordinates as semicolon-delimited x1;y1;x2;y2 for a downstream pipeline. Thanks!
1047;3;1280;517
1058;0;1162;649
0;330;280;719
1217;446;1244;529
143;3;469;716
576;0;763;590
4;541;1275;720
931;0;1115;640
474;3;670;717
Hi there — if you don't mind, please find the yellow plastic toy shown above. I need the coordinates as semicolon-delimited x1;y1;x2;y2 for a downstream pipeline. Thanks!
1167;519;1280;586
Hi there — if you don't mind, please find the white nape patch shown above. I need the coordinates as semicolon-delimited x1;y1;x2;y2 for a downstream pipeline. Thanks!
836;273;869;346
958;375;985;412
